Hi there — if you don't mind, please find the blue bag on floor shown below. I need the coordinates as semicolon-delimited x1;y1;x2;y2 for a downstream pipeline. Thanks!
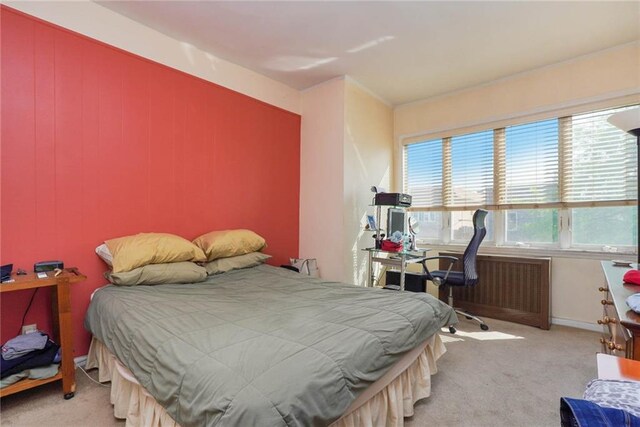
561;397;640;427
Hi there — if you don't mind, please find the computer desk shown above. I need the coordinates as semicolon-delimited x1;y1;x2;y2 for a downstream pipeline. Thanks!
363;247;429;290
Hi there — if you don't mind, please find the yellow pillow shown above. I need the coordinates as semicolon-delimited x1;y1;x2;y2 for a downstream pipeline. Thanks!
105;262;208;286
106;233;206;273
193;229;266;261
204;252;271;275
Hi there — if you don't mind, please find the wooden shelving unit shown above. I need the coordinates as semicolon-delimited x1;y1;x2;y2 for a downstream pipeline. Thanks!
0;268;86;399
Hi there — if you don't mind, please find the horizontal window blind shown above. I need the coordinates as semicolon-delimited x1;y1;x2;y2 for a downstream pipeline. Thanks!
448;130;494;207
562;106;638;205
404;104;638;212
502;119;559;206
404;139;443;208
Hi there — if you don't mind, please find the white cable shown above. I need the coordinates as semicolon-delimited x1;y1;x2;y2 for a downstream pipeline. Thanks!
77;364;110;387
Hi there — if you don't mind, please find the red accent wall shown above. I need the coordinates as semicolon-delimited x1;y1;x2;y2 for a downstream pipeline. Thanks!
0;7;300;355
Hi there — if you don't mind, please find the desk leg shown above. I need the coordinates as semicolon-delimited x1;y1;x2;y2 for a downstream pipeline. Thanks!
55;279;75;399
367;251;373;287
400;255;406;291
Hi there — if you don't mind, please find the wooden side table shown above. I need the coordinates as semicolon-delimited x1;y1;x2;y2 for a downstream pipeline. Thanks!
0;268;86;399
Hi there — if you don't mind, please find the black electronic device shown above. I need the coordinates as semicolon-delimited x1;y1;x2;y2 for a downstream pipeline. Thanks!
384;271;426;293
374;192;412;207
1;264;13;282
34;260;64;273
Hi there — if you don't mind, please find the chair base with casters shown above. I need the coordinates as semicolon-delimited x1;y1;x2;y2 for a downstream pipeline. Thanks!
442;285;489;334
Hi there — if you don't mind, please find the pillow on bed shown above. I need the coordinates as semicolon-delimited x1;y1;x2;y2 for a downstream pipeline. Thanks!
105;262;207;286
95;243;113;266
106;233;206;273
193;229;266;261
204;252;271;275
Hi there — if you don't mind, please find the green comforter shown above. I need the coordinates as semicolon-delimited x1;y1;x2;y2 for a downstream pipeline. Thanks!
85;265;457;426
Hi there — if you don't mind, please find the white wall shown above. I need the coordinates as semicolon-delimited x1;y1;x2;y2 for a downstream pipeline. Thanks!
395;42;640;142
299;79;346;281
551;257;605;328
343;79;394;286
3;0;300;114
300;78;394;285
394;42;640;329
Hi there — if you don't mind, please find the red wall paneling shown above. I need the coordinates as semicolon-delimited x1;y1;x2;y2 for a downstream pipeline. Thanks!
0;6;301;355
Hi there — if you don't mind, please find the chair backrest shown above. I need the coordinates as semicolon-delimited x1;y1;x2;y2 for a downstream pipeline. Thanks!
461;209;488;286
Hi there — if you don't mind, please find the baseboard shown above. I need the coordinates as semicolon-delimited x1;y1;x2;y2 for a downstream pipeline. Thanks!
74;355;88;368
552;317;601;332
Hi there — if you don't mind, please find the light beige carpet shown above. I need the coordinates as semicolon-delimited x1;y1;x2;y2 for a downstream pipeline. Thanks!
0;318;599;426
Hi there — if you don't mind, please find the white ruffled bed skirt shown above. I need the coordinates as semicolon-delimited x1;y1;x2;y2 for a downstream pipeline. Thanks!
86;334;446;427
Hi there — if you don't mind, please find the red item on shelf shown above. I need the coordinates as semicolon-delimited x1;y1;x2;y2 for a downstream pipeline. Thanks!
381;240;403;252
623;269;640;285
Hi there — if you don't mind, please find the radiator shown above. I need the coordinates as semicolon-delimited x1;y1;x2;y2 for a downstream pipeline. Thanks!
438;253;551;329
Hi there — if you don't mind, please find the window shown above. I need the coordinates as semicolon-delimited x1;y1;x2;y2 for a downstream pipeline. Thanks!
503;119;558;205
505;209;558;245
411;212;442;241
403;104;638;252
449;131;494;207
404;139;442;209
563;107;638;203
572;206;637;247
451;210;494;242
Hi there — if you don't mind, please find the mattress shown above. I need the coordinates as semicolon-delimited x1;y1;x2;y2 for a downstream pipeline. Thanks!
85;265;457;426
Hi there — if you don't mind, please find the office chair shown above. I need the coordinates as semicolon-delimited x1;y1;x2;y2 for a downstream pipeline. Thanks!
420;209;489;334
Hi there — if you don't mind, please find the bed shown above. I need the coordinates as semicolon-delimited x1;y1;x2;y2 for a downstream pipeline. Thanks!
84;264;457;426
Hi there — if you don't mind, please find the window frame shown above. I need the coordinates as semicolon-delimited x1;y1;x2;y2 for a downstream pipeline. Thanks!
414;208;636;255
403;103;638;255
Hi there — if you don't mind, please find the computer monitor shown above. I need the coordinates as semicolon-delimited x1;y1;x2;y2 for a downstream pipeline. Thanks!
387;208;406;236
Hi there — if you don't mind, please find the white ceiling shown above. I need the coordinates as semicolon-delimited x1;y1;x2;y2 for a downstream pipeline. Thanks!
98;1;640;105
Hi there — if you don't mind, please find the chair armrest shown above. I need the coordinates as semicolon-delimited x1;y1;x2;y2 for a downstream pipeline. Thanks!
420;256;459;285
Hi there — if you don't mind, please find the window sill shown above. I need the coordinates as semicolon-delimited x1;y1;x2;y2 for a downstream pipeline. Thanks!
417;242;637;261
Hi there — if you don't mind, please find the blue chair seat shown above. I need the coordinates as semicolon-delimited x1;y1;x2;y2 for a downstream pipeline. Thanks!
430;270;465;286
